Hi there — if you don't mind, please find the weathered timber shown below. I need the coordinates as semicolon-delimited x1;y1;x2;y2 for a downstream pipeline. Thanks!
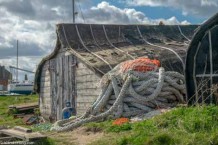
34;24;198;121
0;128;46;141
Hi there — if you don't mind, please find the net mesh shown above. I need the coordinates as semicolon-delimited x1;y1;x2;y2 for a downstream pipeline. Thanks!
119;58;160;73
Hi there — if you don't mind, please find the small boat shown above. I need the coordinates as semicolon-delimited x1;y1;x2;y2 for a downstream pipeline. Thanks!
7;40;35;95
8;80;34;95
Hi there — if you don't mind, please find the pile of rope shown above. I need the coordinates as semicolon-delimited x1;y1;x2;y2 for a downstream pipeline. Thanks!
51;58;186;132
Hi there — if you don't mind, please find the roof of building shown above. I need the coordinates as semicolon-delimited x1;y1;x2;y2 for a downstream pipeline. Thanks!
34;24;199;93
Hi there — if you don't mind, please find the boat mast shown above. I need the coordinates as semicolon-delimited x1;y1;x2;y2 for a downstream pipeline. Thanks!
16;40;18;82
72;0;75;23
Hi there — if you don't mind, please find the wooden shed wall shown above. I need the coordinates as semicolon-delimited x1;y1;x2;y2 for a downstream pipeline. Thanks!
39;51;101;120
39;51;76;121
75;62;101;115
39;61;51;120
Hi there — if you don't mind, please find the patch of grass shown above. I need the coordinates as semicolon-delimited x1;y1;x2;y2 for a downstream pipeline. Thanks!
89;105;218;145
34;138;55;145
0;95;38;127
31;123;53;132
86;120;132;133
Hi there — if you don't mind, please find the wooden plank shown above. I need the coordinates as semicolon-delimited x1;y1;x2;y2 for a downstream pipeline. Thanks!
77;90;101;96
77;97;98;102
0;136;16;142
64;56;67;105
49;58;55;121
76;74;101;82
52;58;58;121
40;82;51;87
0;129;46;141
40;77;51;82
59;56;63;120
14;126;32;133
56;57;59;120
69;55;73;109
61;56;64;117
66;56;69;103
77;83;99;90
72;56;77;112
9;103;38;109
40;62;51;118
56;56;60;120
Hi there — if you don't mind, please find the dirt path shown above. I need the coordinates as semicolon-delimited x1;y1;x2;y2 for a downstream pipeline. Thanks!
47;127;104;145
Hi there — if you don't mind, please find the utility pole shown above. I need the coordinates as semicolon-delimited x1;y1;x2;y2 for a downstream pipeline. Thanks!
72;0;75;23
16;40;18;82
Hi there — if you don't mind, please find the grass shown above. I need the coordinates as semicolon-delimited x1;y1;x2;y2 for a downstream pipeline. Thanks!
87;105;218;145
2;95;218;145
0;95;55;145
0;95;39;127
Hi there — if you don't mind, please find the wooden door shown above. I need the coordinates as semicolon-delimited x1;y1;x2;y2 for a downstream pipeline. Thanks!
49;55;76;121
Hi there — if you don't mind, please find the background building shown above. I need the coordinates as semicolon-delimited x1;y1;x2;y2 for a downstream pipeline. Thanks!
0;65;11;91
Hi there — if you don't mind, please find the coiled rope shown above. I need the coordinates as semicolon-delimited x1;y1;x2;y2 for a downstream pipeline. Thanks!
51;64;185;132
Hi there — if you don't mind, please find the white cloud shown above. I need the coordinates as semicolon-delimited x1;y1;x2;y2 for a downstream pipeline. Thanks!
125;0;218;17
83;1;189;25
0;56;41;81
0;1;191;81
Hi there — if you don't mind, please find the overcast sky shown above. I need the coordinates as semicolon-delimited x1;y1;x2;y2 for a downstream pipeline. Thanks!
0;0;217;81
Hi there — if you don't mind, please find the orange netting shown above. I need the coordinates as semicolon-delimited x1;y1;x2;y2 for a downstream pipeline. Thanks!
120;58;161;73
112;118;130;125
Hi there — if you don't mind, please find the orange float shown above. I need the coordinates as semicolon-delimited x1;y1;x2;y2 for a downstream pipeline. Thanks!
112;118;130;126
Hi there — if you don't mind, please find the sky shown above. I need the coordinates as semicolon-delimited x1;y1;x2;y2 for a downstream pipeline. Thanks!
0;0;217;81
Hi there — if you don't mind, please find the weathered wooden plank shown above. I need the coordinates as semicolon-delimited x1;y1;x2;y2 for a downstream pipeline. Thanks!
40;86;50;90
76;73;101;81
76;69;96;76
40;77;51;82
77;96;98;102
40;81;51;86
69;55;73;109
75;59;103;115
77;83;99;90
64;56;67;105
66;56;70;104
77;89;101;96
71;56;76;112
50;58;57;121
40;70;50;78
61;56;65;115
40;89;51;94
0;136;16;142
14;126;32;133
59;56;62;120
0;129;46;141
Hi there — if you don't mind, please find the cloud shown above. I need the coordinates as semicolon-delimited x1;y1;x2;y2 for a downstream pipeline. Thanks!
0;9;56;58
0;1;190;80
124;0;218;17
0;56;41;81
83;1;189;25
0;0;35;19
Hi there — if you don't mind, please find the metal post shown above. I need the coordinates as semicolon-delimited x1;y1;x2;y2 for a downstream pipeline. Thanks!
16;40;18;82
209;31;213;104
72;0;75;23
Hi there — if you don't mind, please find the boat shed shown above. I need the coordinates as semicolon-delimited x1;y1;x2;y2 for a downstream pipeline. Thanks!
34;24;198;121
186;13;218;104
0;65;11;91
